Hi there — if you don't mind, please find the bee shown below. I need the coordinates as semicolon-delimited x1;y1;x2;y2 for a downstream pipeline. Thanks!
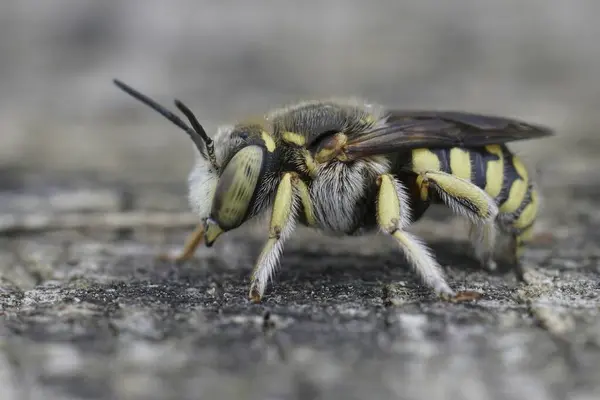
113;79;554;302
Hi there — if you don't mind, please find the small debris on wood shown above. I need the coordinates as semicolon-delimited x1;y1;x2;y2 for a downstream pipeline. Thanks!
449;290;482;303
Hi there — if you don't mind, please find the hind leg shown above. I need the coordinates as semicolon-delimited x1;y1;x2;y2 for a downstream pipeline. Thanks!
468;222;498;271
415;170;499;270
376;174;455;297
497;222;536;280
495;225;535;280
496;185;539;279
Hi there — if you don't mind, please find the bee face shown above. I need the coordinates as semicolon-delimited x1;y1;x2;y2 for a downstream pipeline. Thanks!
194;121;278;245
111;79;279;245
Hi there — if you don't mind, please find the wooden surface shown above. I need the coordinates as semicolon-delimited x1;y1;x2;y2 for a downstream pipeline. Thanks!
1;168;599;400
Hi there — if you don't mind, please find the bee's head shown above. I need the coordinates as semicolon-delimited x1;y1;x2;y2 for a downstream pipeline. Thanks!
112;78;276;247
201;120;277;246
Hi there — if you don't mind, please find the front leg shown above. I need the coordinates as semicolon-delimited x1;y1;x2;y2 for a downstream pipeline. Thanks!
248;172;305;303
157;223;205;264
376;174;455;297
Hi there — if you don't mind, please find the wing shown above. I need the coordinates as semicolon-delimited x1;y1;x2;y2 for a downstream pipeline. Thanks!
343;110;554;159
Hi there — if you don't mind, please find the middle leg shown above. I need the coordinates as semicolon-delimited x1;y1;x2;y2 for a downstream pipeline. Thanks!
376;174;455;297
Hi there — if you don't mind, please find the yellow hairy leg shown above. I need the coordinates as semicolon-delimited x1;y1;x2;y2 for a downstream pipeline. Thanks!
416;170;499;269
376;174;457;299
294;177;317;227
157;223;205;264
416;170;498;222
249;172;310;303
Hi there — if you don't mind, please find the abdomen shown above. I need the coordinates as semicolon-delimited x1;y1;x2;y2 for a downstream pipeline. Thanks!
409;145;539;235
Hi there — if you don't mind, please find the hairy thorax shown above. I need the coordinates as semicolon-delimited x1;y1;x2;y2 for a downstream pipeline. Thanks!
307;156;390;235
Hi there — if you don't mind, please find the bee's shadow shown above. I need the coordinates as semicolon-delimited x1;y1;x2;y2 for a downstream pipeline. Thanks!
270;239;505;284
160;231;515;289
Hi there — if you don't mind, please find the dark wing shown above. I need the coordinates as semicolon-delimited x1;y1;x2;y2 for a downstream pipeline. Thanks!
343;110;554;159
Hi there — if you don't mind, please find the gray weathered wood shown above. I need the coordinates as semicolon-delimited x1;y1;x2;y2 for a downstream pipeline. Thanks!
1;174;599;400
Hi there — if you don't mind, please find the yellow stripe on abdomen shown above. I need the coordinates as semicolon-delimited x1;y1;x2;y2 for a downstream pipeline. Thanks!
512;156;529;183
411;149;442;173
483;145;504;199
449;148;472;181
499;154;529;214
515;187;538;230
499;180;528;214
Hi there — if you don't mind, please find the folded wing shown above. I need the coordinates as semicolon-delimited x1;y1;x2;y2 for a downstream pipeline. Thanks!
343;110;554;159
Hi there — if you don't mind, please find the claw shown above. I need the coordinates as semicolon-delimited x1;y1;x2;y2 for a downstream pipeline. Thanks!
249;290;263;304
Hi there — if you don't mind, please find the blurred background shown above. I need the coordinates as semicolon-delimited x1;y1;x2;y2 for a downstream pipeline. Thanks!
1;0;599;189
2;3;600;399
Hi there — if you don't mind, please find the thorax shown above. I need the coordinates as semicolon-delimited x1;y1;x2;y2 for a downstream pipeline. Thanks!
300;156;390;235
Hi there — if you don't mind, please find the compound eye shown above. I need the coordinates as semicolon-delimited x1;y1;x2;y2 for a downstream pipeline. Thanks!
210;145;264;231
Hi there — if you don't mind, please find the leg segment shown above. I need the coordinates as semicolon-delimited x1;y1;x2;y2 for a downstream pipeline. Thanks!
416;170;498;224
376;174;455;297
497;183;539;279
157;223;204;263
416;170;499;269
468;222;497;271
248;173;302;303
294;177;317;227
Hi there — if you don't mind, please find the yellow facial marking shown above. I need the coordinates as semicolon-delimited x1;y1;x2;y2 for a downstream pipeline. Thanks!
282;131;306;146
376;174;401;232
411;149;441;173
204;221;224;246
515;189;538;230
261;131;276;152
484;145;504;198
449;148;472;181
424;171;493;219
212;145;263;229
499;179;528;214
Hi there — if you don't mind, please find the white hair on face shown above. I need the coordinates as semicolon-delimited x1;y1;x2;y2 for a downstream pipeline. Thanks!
187;149;218;219
186;124;236;220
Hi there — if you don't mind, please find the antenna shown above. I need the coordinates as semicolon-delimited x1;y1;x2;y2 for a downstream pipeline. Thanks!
113;79;219;170
174;99;218;170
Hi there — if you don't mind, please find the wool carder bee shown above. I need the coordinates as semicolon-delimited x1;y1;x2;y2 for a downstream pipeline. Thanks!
113;79;554;302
